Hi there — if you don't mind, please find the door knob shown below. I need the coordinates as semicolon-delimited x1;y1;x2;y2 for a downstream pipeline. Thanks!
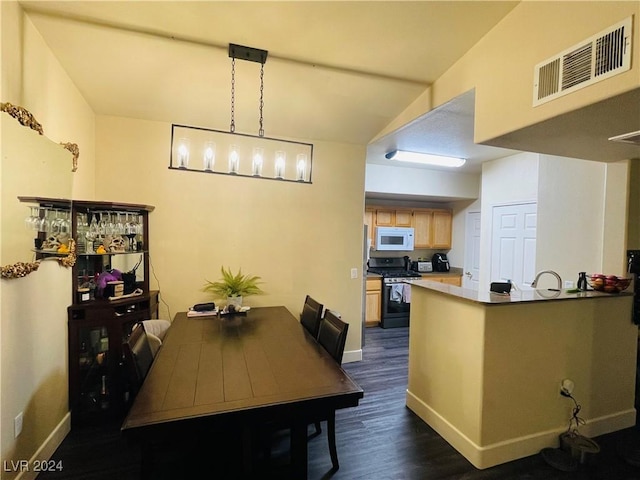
465;271;472;278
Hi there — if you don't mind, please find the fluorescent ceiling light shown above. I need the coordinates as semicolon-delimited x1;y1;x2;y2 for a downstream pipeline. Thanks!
385;150;466;168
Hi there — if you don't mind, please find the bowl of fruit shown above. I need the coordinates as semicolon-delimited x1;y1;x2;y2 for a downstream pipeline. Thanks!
587;274;632;293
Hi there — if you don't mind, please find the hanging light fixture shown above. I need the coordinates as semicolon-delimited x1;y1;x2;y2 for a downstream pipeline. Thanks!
169;43;313;183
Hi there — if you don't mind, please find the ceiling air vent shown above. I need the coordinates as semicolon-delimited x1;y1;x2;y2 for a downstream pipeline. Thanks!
533;16;632;106
609;130;640;146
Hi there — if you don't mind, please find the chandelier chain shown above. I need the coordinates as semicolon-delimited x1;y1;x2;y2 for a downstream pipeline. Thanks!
230;57;236;133
258;62;265;137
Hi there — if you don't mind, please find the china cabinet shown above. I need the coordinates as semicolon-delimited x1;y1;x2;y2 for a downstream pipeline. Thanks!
18;197;158;424
67;290;158;424
68;199;157;424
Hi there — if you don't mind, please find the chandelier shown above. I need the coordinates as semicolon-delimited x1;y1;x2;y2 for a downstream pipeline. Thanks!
170;44;313;183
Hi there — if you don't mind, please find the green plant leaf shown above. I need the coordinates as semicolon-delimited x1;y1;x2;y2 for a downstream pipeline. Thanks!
203;266;265;300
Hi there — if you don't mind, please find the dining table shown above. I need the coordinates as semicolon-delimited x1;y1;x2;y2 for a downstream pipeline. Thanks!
121;305;364;479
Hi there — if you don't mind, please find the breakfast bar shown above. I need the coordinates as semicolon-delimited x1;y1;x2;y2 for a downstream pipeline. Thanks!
405;280;637;469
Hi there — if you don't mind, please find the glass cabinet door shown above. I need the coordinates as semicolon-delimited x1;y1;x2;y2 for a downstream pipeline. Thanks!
77;325;111;414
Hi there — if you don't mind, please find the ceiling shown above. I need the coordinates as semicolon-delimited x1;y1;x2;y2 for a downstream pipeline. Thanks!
19;0;521;174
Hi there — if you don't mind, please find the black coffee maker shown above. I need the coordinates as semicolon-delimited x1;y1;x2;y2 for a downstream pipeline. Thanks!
432;253;450;272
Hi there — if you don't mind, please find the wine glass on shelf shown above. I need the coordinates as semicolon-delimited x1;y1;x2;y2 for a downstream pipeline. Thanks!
124;213;138;252
85;213;99;253
37;208;51;234
25;206;39;230
115;212;125;235
50;209;61;234
97;212;107;237
58;210;70;235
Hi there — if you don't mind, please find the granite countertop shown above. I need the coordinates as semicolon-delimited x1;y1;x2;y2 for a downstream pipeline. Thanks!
408;278;633;305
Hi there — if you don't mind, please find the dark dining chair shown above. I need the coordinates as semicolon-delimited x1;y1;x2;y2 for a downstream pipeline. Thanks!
300;295;324;338
313;309;350;470
317;309;349;365
122;322;155;401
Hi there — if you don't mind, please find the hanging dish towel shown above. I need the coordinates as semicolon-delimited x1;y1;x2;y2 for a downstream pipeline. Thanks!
402;283;411;303
390;284;403;302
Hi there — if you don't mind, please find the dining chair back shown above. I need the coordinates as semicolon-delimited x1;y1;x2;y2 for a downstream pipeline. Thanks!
317;310;349;365
311;309;350;470
142;319;171;357
123;322;154;399
300;295;324;338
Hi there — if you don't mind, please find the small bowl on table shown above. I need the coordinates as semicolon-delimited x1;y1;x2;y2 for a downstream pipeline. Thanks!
587;274;631;293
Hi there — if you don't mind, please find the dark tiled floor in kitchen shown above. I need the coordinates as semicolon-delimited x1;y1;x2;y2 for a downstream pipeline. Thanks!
39;327;640;479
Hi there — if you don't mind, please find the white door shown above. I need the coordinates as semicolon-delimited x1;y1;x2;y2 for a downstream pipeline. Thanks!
491;203;537;290
463;212;481;290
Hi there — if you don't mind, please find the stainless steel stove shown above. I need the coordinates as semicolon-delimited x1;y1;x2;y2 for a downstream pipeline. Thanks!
368;257;421;328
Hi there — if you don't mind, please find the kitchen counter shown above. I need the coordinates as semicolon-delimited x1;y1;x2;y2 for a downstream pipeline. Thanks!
406;281;636;469
408;278;633;304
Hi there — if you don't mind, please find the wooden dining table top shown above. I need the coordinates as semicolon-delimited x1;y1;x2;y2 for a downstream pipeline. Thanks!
121;306;363;434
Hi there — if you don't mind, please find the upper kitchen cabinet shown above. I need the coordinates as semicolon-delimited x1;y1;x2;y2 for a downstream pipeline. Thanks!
412;208;454;249
365;206;453;250
373;208;394;226
431;210;453;249
394;210;413;227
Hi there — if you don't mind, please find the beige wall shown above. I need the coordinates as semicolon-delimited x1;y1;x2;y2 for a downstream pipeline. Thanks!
94;116;366;356
435;1;640;143
1;4;95;476
380;2;639;147
536;156;609;280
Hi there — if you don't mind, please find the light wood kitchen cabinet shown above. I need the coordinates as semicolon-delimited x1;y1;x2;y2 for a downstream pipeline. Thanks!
365;277;382;327
374;209;395;226
364;208;375;248
394;210;413;227
412;210;433;248
432;210;453;248
364;206;453;249
412;209;452;249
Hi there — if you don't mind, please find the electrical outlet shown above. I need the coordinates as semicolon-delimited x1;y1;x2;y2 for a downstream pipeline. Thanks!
560;378;575;396
350;268;358;279
564;280;574;289
14;412;23;438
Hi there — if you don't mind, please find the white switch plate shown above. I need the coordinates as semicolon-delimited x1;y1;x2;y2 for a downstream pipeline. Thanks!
564;280;574;288
350;268;358;279
14;412;23;438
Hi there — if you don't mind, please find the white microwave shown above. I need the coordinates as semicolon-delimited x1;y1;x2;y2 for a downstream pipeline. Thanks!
375;227;415;251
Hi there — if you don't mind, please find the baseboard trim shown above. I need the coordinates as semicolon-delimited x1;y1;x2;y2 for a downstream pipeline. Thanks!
406;390;636;469
343;349;362;363
15;412;71;480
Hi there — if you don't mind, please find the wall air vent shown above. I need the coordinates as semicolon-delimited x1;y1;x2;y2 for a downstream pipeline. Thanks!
533;16;632;106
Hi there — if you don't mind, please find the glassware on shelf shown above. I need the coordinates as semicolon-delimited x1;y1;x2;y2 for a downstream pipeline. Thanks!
124;213;138;251
115;212;125;235
85;213;99;253
37;209;52;234
25;206;39;230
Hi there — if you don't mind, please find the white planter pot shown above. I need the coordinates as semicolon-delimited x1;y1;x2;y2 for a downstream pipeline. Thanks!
227;296;243;308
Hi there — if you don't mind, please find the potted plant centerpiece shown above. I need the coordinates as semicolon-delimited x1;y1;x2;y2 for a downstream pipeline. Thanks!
203;266;264;308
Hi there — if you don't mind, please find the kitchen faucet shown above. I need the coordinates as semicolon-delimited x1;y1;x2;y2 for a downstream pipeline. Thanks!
531;270;562;291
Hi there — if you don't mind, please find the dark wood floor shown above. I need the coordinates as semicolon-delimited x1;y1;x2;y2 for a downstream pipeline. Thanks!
40;326;640;479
